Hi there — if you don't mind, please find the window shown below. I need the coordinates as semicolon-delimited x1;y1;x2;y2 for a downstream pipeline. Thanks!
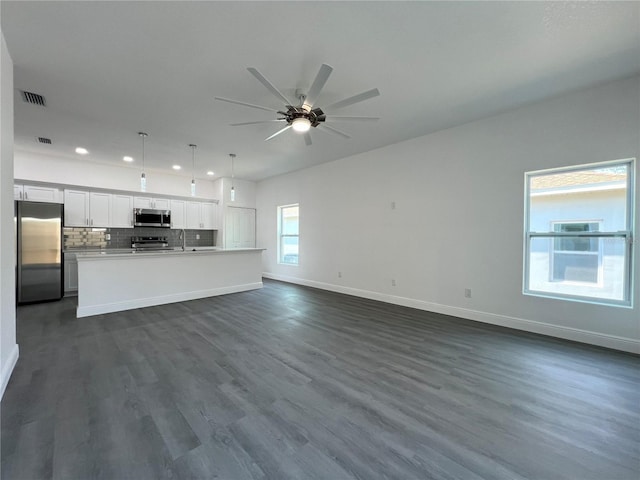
524;159;634;306
278;204;299;265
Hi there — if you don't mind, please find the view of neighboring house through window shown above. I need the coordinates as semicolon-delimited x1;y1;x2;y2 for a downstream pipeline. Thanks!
278;204;299;265
551;221;602;284
524;159;634;306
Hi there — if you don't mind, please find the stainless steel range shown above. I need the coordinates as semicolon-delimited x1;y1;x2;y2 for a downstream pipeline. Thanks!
131;236;172;251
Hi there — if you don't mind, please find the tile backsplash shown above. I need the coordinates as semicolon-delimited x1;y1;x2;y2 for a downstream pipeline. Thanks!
64;227;216;250
64;228;107;248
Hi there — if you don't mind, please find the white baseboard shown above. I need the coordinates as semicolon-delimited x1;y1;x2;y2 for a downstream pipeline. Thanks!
77;282;263;318
0;344;19;400
263;273;639;354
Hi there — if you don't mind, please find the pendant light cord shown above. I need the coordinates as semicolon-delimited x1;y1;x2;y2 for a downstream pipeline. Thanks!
138;132;148;173
230;153;236;187
190;144;197;181
229;153;236;201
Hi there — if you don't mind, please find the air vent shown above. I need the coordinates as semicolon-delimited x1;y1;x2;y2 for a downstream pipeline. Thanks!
36;137;52;144
21;90;46;106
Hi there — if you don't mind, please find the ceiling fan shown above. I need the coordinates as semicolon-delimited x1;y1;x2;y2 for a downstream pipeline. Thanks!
214;64;380;146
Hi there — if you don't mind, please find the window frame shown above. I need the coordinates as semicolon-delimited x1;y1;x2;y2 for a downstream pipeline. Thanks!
523;158;635;307
277;203;299;266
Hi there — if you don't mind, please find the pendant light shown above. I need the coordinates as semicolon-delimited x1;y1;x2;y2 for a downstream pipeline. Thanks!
189;144;197;197
229;153;236;202
138;132;148;192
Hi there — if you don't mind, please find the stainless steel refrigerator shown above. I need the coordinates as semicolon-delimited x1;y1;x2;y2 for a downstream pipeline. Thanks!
16;201;64;304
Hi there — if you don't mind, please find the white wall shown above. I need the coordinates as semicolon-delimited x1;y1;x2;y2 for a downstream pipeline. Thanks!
256;75;640;353
0;25;18;398
218;177;256;208
15;151;219;200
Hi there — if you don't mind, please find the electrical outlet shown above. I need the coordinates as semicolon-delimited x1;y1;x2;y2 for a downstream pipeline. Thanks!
338;271;342;278
105;233;111;241
196;234;200;240
464;288;472;298
391;201;396;210
391;279;397;287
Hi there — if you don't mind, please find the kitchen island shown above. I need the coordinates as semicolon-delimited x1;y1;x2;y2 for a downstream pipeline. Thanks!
75;248;264;318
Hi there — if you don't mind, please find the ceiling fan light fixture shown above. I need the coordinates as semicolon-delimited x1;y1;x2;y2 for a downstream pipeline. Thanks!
216;64;379;145
292;117;311;133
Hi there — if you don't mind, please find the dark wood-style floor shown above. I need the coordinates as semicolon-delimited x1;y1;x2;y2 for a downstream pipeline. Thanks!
2;279;639;479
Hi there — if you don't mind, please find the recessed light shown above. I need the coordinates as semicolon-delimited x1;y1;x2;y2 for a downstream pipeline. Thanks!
172;165;181;170
75;147;89;155
206;171;214;176
123;156;133;162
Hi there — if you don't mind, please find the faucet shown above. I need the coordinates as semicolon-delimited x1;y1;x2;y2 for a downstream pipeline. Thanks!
180;229;186;251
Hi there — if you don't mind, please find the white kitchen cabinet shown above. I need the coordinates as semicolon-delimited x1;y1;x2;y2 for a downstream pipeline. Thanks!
202;202;217;229
186;201;201;229
64;189;111;227
186;201;217;229
89;192;111;227
225;207;256;248
154;198;170;210
111;194;133;228
134;196;170;210
15;184;63;203
170;199;186;229
133;196;152;209
64;253;78;295
64;190;91;226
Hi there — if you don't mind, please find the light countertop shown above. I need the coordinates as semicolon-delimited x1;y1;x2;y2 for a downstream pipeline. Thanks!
75;247;264;261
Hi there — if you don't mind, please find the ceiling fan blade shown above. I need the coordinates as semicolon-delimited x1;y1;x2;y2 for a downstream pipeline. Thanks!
264;125;292;142
327;116;380;122
304;133;312;146
230;120;286;126
319;124;351;139
247;67;293;106
303;64;333;109
324;88;380;111
214;96;279;113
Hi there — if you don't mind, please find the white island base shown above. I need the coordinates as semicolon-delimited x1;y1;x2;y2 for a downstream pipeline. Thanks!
76;249;264;318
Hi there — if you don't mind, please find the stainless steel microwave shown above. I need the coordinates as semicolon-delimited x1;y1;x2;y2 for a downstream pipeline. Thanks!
133;208;171;228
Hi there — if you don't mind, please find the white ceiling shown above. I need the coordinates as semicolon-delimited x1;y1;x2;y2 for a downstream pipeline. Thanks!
2;1;639;182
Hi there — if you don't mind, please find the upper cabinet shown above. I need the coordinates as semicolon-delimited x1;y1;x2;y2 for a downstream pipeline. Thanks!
64;189;111;227
170;199;186;229
202;202;218;230
154;198;170;210
34;183;218;229
89;192;111;226
14;184;63;203
111;194;134;228
133;196;170;210
185;201;201;229
64;190;90;226
186;201;218;230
